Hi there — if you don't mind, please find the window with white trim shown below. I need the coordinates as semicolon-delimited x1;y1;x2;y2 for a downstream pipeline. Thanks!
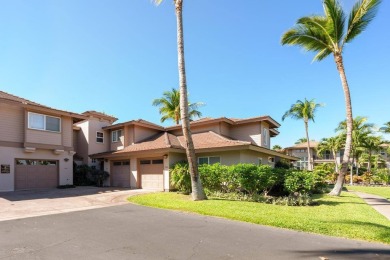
198;156;220;165
263;128;268;146
112;129;122;143
28;112;61;132
96;132;104;143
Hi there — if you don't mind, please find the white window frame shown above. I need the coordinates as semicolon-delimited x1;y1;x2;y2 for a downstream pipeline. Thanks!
28;112;61;133
197;156;221;165
263;128;268;146
258;158;263;165
112;129;122;143
96;131;104;143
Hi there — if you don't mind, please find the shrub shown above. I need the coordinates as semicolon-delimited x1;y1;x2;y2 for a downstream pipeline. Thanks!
270;193;315;206
275;160;291;169
170;161;191;193
199;163;226;193
73;164;94;186
372;168;390;185
90;169;110;187
344;174;363;184
208;191;314;206
284;170;327;194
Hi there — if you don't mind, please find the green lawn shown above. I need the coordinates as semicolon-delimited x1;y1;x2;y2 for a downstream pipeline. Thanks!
129;192;390;244
346;186;390;200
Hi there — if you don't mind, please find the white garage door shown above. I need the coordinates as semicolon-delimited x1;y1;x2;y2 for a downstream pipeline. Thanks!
139;159;164;190
111;161;130;188
15;159;59;190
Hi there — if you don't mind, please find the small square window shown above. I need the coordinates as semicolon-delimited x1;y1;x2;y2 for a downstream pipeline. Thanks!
112;129;122;143
96;132;104;143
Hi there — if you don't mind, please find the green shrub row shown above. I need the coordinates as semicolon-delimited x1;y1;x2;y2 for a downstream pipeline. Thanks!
170;162;327;195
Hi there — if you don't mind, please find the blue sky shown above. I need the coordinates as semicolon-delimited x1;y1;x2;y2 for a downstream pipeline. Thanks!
1;0;389;147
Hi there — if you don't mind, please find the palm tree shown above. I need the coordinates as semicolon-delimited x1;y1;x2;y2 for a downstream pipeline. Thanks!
379;122;390;133
361;135;385;172
317;136;343;173
282;98;322;171
153;88;204;125
336;116;373;180
154;0;206;200
272;145;282;150
295;138;308;144
281;0;381;196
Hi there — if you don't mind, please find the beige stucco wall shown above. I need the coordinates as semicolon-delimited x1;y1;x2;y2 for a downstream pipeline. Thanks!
110;128;125;151
62;117;73;147
0;147;74;192
0;103;24;143
239;150;274;167
75;118;111;165
230;123;261;146
134;126;160;143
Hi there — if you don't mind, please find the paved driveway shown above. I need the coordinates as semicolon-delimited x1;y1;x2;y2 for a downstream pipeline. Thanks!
0;203;389;259
0;187;151;221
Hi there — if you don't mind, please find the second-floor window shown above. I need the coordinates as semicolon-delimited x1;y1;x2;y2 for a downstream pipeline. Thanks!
263;128;268;146
96;132;104;143
28;112;61;132
112;129;122;143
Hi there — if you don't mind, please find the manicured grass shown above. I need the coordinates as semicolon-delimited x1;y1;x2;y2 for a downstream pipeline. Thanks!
346;185;390;200
129;192;390;244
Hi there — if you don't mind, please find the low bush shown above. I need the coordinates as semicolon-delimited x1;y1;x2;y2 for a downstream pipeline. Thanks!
170;162;327;199
208;191;314;206
90;169;110;187
284;170;327;194
170;161;191;193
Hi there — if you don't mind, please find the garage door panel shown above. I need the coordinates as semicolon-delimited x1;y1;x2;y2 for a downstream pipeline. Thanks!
111;162;130;188
15;161;58;190
139;159;164;191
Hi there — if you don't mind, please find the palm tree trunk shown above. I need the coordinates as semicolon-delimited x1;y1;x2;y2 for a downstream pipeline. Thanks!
175;0;206;200
304;120;313;171
368;151;372;172
329;53;353;196
332;150;339;173
350;154;354;185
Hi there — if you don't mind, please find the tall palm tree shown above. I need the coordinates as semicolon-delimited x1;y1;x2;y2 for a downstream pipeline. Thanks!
282;98;322;171
281;0;381;196
154;0;206;200
152;88;204;125
317;135;343;173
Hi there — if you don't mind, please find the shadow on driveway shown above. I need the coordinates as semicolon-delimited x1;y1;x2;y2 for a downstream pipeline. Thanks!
0;186;136;202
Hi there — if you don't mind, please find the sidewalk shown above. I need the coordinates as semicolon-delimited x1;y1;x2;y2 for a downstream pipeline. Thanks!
354;192;390;221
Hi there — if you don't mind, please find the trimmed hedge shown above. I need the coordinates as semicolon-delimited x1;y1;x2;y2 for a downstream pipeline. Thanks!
170;162;327;195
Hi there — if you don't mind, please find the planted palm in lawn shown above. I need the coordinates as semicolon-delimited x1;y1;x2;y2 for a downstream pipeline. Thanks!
281;0;382;196
129;192;390;244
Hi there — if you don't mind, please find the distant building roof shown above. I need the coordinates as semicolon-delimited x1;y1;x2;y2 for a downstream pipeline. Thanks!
285;141;319;149
82;110;118;122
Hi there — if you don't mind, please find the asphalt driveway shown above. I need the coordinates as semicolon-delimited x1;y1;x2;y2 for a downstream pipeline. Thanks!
0;187;151;221
0;203;389;259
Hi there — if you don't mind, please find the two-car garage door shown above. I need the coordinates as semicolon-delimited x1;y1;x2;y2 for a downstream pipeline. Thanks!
15;159;59;190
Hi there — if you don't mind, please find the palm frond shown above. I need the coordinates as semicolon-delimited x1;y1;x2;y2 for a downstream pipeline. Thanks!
323;0;346;47
343;0;381;46
281;18;334;61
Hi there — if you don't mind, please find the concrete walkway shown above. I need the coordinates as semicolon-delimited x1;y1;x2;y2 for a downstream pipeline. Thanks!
354;192;390;221
0;187;152;222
